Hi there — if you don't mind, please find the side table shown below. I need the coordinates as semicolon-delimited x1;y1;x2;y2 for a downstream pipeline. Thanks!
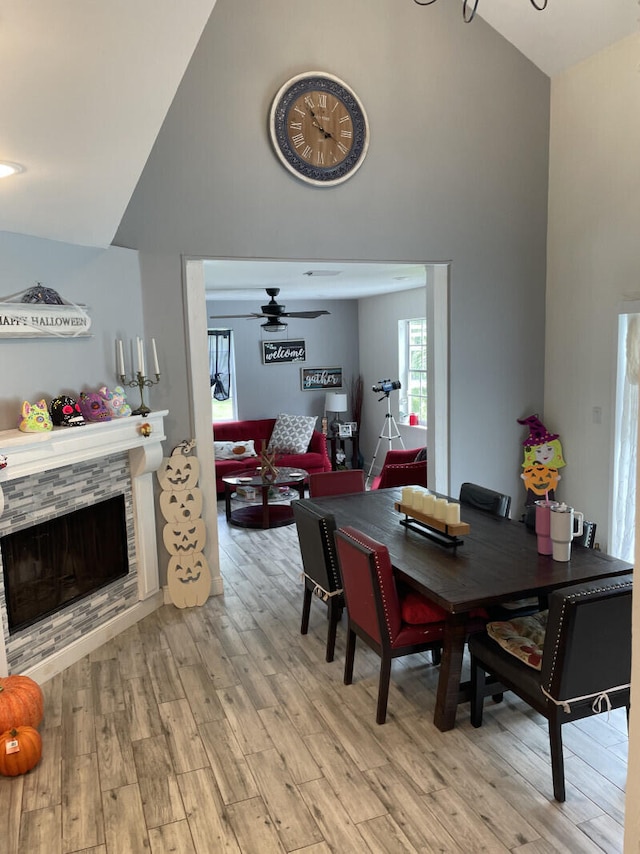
327;434;360;470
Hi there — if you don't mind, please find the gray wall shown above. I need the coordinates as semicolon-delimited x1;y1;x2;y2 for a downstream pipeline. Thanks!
0;231;145;430
207;298;359;422
115;0;549;510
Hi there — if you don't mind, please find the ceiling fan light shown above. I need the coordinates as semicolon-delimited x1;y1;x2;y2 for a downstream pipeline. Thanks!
0;161;24;179
261;319;288;332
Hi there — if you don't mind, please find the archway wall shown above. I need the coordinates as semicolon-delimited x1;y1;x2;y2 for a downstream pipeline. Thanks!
119;0;549;522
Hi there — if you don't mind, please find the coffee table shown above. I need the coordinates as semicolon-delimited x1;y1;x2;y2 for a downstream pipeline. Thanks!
223;467;308;529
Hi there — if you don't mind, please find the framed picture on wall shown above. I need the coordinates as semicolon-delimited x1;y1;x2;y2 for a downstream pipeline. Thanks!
300;366;343;391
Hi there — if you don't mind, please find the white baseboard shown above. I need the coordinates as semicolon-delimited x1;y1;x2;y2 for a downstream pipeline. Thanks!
24;592;164;685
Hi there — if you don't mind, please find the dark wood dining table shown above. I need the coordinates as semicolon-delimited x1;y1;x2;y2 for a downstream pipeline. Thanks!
296;487;633;731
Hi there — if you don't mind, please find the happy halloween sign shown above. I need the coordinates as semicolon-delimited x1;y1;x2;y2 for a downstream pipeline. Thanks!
0;303;92;338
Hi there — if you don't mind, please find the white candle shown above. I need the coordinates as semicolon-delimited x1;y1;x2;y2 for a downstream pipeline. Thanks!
445;502;461;525
117;339;125;377
402;487;415;507
434;498;448;520
151;338;160;375
136;338;141;373
422;493;436;516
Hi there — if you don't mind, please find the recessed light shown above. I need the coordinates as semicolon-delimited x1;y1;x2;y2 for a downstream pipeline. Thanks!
303;270;340;277
0;162;24;179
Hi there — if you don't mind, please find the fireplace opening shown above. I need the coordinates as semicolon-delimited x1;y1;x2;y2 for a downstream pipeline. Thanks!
1;495;129;634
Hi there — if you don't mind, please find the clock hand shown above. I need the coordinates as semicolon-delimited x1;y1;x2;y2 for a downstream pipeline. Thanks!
309;107;336;140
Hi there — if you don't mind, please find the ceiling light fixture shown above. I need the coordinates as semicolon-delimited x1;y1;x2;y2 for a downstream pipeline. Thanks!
261;318;288;333
303;270;340;277
0;161;24;179
413;0;548;23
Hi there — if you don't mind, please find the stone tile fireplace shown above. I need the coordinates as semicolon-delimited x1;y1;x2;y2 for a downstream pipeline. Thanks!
0;411;167;681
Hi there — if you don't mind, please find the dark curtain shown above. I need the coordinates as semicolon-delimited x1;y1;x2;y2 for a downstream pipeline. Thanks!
209;330;231;401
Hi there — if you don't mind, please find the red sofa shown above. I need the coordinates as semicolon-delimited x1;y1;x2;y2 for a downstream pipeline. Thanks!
213;418;331;493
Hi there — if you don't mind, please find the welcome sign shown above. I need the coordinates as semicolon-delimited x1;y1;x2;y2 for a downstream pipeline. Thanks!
0;303;92;338
262;339;306;364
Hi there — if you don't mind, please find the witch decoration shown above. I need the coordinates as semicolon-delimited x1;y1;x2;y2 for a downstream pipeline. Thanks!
518;414;566;506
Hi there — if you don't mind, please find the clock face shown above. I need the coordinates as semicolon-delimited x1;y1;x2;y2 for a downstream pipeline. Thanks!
269;72;369;186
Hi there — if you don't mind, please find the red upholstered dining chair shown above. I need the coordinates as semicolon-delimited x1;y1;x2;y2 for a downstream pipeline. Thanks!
309;469;366;497
371;447;427;490
334;525;448;724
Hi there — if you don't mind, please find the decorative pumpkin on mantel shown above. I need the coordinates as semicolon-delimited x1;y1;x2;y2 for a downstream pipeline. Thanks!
0;675;44;733
0;726;42;776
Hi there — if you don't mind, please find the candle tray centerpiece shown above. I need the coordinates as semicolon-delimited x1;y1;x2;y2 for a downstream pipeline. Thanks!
394;501;470;549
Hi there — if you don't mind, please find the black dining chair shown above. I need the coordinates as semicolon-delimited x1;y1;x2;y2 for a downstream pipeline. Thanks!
459;482;511;518
292;501;344;662
469;573;632;802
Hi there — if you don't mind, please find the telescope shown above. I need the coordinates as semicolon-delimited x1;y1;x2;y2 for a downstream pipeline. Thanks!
372;379;401;394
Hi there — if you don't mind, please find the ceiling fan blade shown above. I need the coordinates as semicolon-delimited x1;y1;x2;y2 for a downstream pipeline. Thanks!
282;310;331;318
208;313;263;319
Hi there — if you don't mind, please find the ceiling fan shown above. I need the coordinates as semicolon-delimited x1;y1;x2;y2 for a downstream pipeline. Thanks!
209;287;330;332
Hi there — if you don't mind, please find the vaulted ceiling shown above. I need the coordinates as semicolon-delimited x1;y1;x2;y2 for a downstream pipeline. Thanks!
0;0;635;249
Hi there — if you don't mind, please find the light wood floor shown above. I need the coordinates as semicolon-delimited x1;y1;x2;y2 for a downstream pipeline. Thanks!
2;503;628;853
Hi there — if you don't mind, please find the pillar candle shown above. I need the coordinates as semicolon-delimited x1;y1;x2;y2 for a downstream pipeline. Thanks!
422;493;436;516
445;502;461;525
434;498;448;520
151;338;160;375
402;487;415;507
411;490;424;512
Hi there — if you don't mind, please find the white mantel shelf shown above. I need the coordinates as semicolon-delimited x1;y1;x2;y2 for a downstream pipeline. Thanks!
0;410;168;483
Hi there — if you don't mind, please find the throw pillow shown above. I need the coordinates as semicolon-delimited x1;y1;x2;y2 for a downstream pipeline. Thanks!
414;448;427;463
214;440;257;460
401;590;447;624
486;610;548;670
268;413;317;454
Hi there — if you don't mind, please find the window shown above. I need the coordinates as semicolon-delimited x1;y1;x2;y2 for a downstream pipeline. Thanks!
611;307;640;561
209;329;237;421
399;317;427;425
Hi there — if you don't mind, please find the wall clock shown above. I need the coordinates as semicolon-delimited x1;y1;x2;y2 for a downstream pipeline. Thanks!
269;72;369;187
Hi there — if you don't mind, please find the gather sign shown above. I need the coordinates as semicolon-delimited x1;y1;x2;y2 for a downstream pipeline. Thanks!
261;339;306;364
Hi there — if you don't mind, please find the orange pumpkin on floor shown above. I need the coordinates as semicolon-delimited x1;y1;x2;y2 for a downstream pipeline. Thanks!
0;726;42;776
0;675;44;732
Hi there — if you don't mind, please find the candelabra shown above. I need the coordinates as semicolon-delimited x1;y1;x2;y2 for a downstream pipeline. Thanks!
119;369;160;416
116;337;161;416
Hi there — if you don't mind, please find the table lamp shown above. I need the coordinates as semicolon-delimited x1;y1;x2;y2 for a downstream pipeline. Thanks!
325;392;348;436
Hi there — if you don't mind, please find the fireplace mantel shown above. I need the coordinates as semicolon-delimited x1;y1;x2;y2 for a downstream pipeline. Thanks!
0;410;168;491
0;411;168;680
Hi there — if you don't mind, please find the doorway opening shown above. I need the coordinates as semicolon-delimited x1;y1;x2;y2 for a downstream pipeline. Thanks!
183;257;450;588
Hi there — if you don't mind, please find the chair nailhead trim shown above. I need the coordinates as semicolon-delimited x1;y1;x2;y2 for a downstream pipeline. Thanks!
543;577;632;695
343;529;395;639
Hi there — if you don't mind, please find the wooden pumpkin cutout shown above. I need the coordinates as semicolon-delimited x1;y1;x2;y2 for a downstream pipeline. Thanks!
157;450;200;491
162;519;206;555
159;487;203;523
167;553;212;608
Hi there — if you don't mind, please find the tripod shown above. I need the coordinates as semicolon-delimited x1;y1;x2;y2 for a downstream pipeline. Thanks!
366;393;405;485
